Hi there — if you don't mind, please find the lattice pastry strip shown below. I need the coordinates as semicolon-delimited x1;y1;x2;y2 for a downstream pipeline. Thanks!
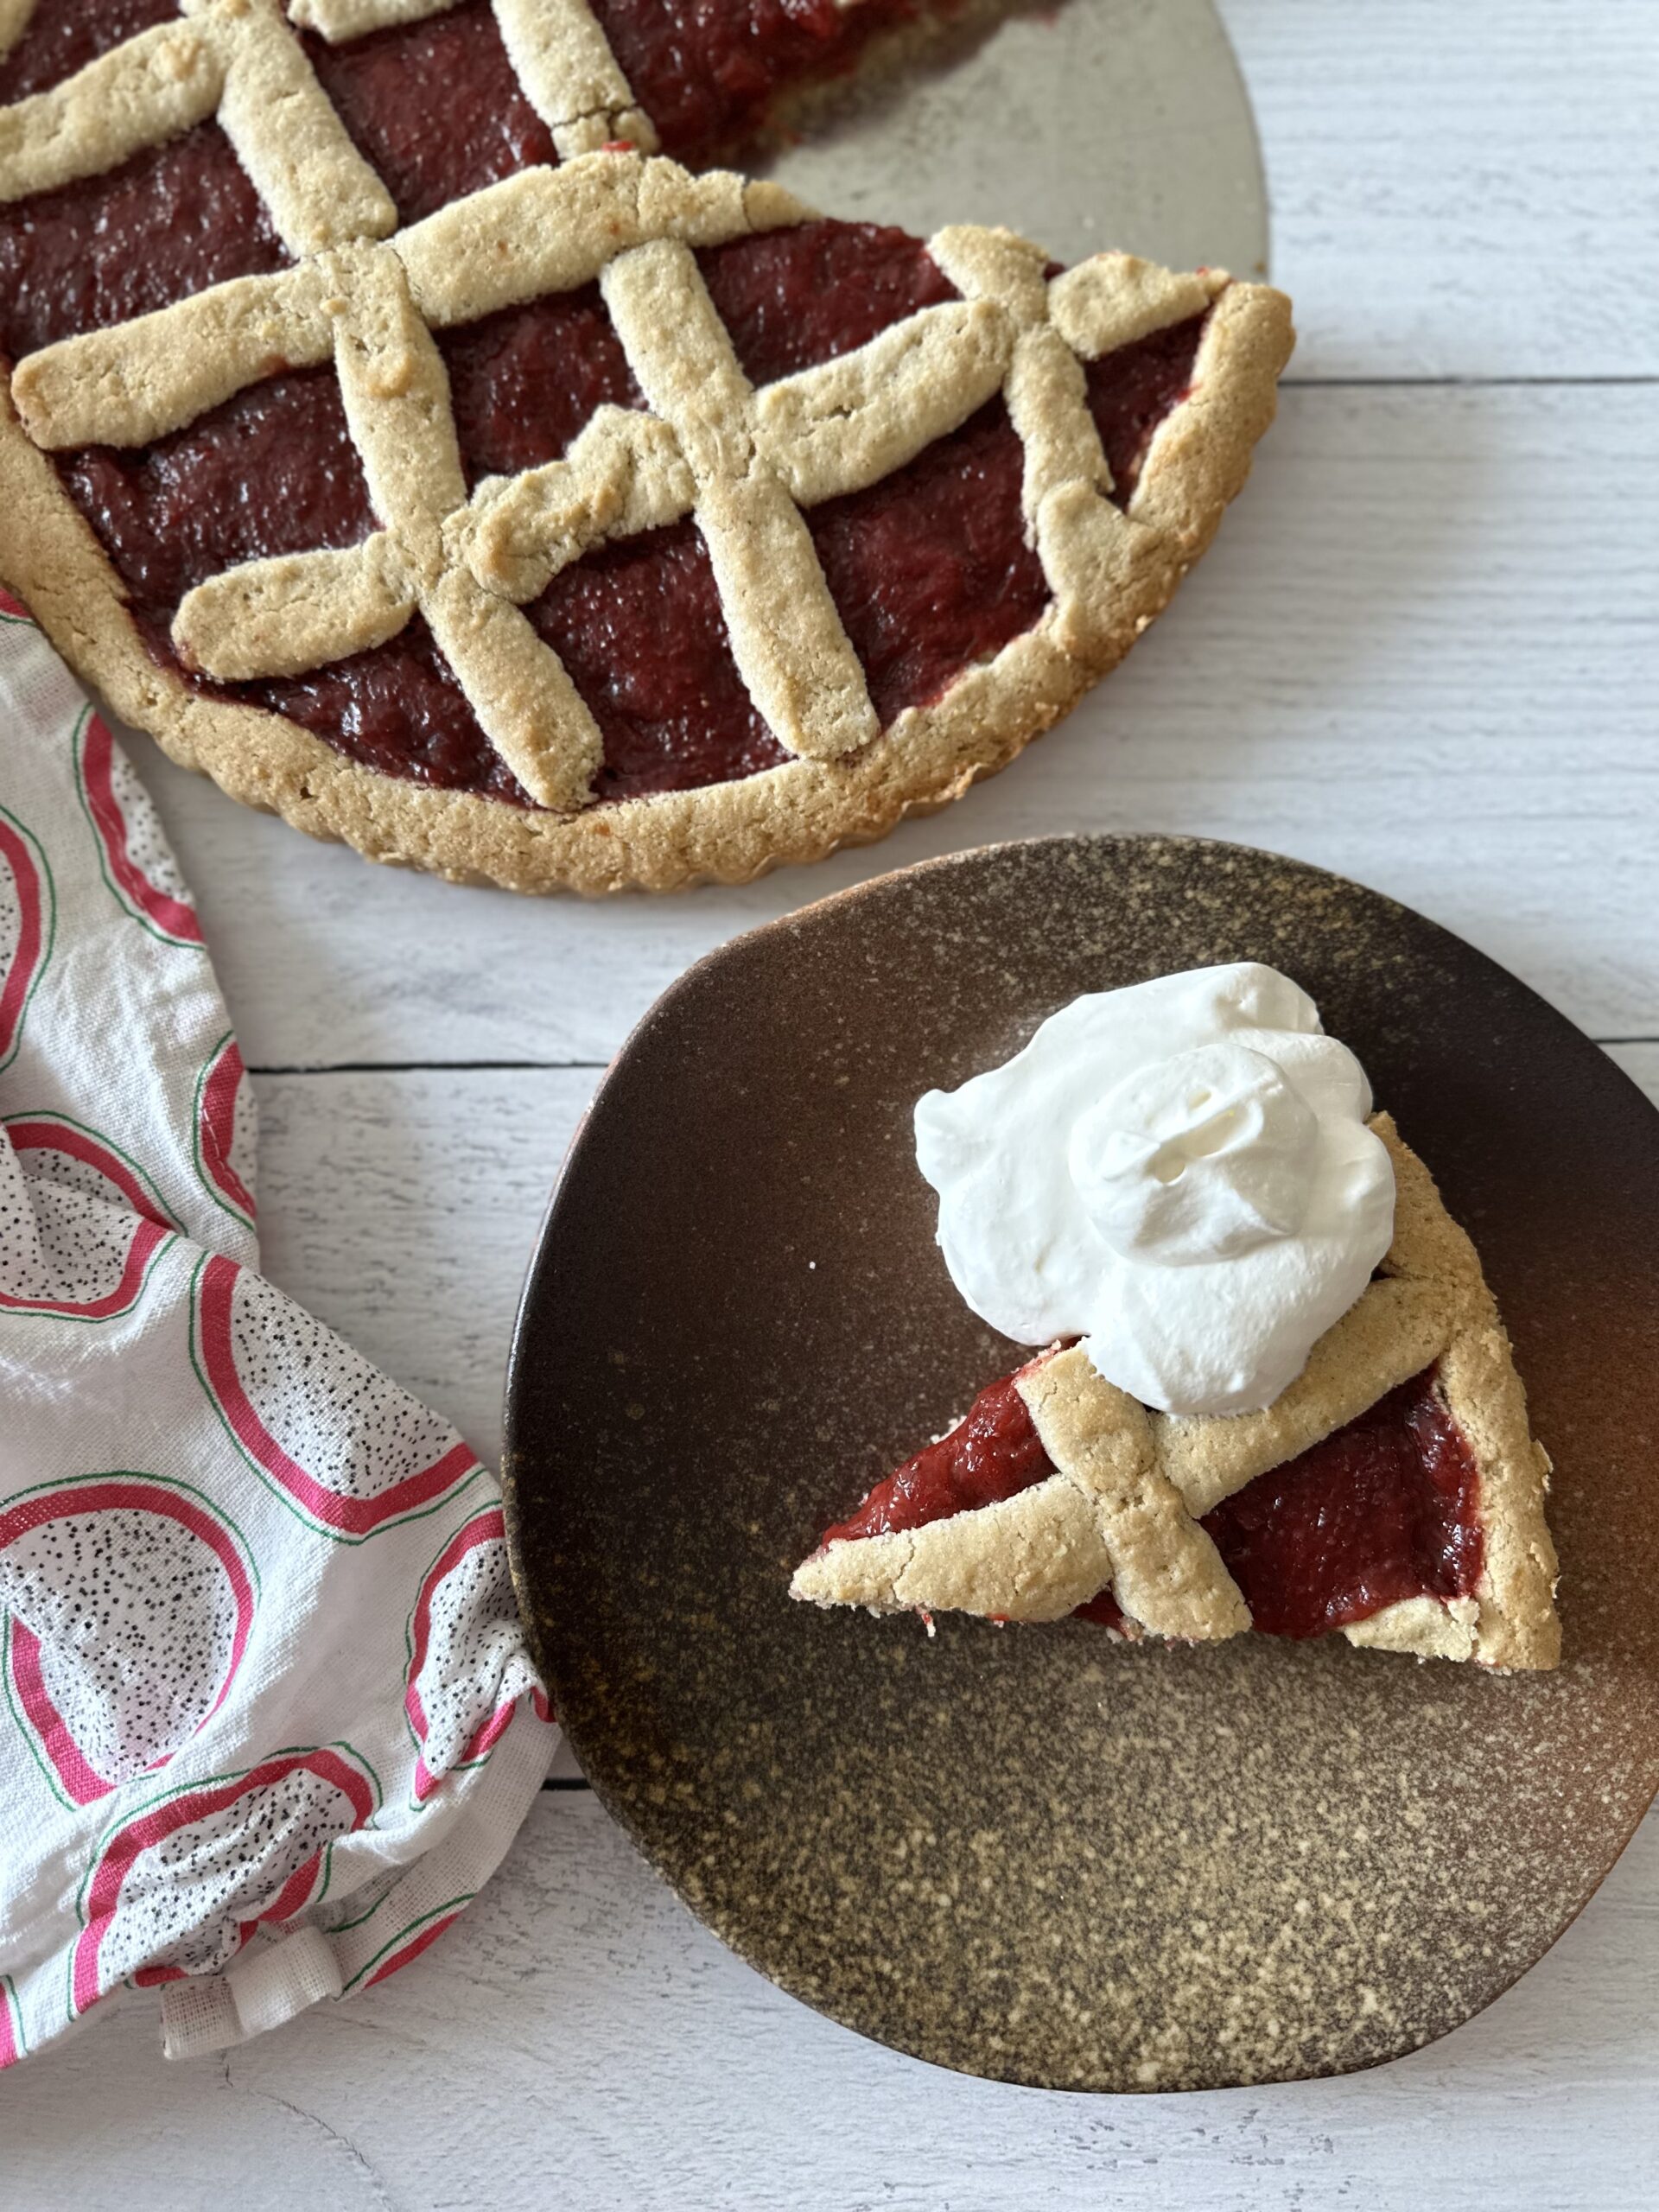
791;1118;1562;1670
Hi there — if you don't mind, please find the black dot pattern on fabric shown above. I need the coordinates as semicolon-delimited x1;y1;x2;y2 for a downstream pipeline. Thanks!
2;1498;238;1783
227;1270;464;1501
99;1762;363;1985
412;1538;520;1767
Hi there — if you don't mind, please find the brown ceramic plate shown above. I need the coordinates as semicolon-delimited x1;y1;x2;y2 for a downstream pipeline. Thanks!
503;835;1659;2092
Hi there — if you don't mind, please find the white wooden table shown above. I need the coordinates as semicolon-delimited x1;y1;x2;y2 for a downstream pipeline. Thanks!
10;3;1659;2202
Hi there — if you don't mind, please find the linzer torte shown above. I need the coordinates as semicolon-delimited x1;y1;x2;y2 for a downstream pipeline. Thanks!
0;2;1293;889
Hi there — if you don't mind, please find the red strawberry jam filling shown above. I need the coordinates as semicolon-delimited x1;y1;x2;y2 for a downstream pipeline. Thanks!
590;0;925;168
42;198;1205;806
61;369;376;613
0;123;288;362
1202;1371;1483;1638
822;1363;1055;1544
439;285;645;487
699;216;960;383
527;520;788;801
1088;312;1205;500
249;618;529;801
301;1;556;228
810;399;1048;724
815;1358;1484;1640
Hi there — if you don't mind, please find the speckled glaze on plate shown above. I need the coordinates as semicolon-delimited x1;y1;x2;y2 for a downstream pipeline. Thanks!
502;836;1659;2092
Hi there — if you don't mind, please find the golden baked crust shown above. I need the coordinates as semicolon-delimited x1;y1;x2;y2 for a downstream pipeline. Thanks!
791;1117;1563;1671
0;3;1294;893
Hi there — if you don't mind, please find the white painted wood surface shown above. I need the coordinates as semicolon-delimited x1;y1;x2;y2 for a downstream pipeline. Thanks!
1233;0;1659;381
6;2;1659;2202
10;1796;1659;2212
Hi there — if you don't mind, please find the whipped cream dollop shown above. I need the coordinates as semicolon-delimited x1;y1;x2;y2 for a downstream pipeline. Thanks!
913;963;1395;1416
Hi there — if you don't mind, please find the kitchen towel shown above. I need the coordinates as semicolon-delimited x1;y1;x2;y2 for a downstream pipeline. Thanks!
0;588;556;2066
